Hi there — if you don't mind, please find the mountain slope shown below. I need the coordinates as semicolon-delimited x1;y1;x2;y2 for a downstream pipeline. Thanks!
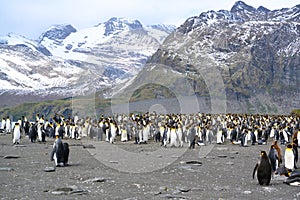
0;18;175;107
117;1;300;114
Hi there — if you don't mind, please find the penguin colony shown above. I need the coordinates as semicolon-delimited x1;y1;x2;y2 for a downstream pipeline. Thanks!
1;112;300;185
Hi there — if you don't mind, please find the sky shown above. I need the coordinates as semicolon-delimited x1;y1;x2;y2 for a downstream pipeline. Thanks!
0;0;298;40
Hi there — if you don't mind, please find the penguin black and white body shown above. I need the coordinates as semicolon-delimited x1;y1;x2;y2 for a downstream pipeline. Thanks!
29;123;37;142
97;121;104;141
284;169;300;186
285;144;295;171
272;140;283;166
292;138;298;167
230;126;237;142
63;143;69;166
177;123;184;147
250;128;256;145
297;130;300;147
188;125;197;149
109;121;117;144
161;125;168;147
24;121;30;136
155;122;164;142
142;123;150;144
50;136;65;167
253;151;272;186
206;127;214;144
37;123;45;142
137;122;143;144
240;130;246;147
103;120;110;142
120;125;128;142
244;129;252;147
169;125;178;147
5;117;11;134
268;145;279;173
1;117;5;131
12;123;21;145
81;124;88;138
216;127;224;144
261;127;268;145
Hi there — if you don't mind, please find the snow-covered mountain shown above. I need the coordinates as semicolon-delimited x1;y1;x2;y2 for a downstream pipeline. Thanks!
39;18;174;78
0;18;175;105
119;1;300;114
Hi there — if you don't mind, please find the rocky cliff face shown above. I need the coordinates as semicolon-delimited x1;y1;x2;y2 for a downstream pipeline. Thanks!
125;1;300;114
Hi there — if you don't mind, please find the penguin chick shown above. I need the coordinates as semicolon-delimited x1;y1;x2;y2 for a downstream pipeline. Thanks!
272;140;282;166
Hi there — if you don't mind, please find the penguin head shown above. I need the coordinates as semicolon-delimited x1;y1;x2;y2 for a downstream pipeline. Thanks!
260;151;267;157
286;143;293;149
293;137;297;143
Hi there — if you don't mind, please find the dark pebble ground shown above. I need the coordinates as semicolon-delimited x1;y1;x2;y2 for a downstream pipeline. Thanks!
0;133;299;200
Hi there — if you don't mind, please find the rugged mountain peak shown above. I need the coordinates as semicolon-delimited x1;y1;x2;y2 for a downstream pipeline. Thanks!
230;1;256;13
257;6;270;13
144;1;300;114
39;24;77;41
274;4;300;22
103;17;144;36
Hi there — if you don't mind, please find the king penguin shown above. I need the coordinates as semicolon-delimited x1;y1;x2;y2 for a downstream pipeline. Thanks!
284;169;300;186
50;135;65;167
216;127;224;144
12;123;21;145
253;151;272;185
292;137;298;167
268;145;279;174
272;140;283;166
284;143;295;171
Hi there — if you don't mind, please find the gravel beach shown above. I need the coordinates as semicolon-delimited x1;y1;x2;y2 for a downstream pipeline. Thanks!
0;133;299;200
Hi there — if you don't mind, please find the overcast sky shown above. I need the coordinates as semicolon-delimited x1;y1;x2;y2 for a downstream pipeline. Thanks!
0;0;298;40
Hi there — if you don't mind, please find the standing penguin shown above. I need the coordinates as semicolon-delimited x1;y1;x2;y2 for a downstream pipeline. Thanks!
177;123;184;147
63;143;69;166
284;144;295;171
268;145;279;174
50;135;65;167
216;127;224;144
169;125;178;147
5;116;11;134
37;123;45;142
120;125;128;142
253;151;272;185
297;129;300;147
1;117;6;131
109;120;117;144
188;125;197;149
12;123;21;145
272;141;283;167
292;137;298;167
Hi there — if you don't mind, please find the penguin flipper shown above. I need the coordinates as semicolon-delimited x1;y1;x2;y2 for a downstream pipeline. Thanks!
253;163;258;179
